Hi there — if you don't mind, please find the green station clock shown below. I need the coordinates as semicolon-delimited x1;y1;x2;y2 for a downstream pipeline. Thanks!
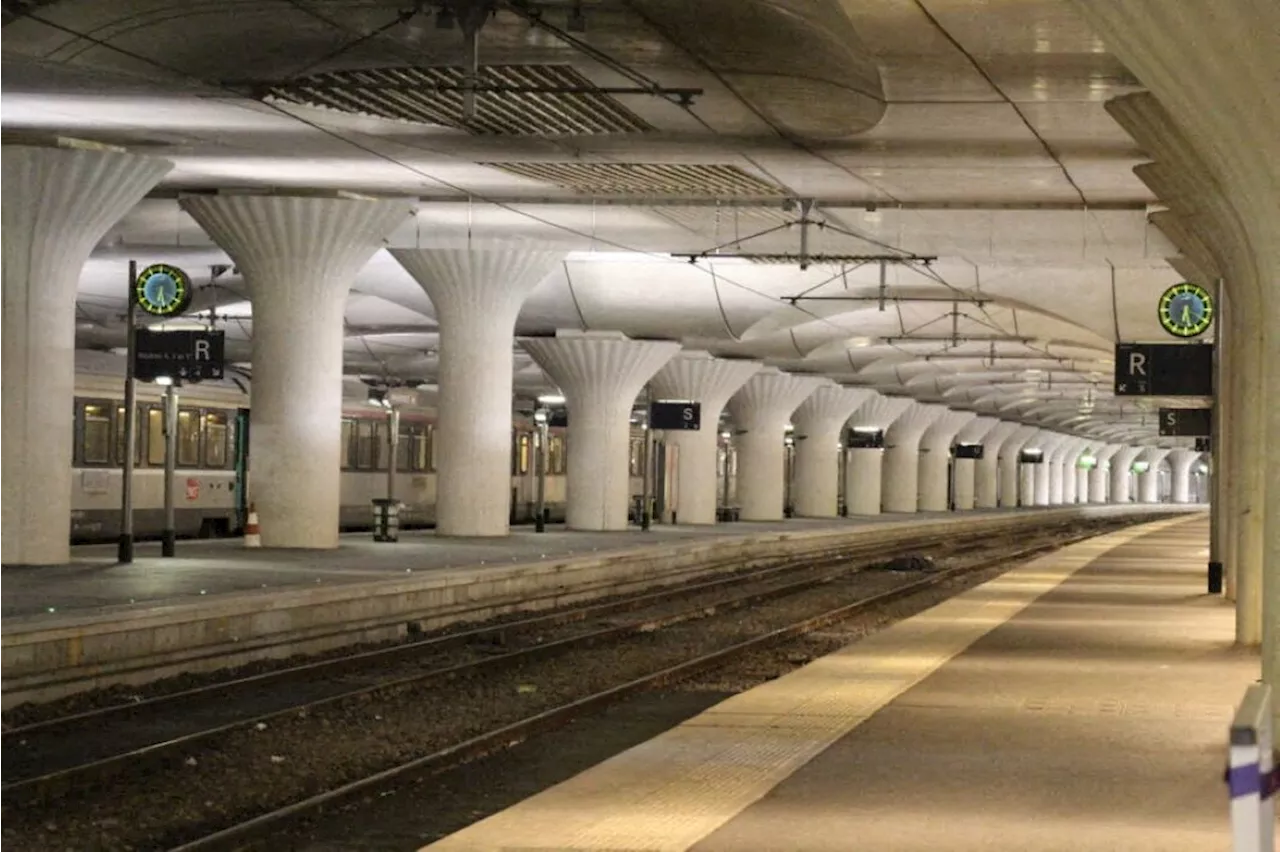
1158;282;1214;338
134;263;192;317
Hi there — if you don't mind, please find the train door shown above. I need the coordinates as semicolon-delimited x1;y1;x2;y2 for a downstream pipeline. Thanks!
233;407;250;531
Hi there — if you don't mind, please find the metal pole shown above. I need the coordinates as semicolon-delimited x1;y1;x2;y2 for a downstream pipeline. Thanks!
839;443;849;516
720;435;732;519
534;414;548;533
386;406;400;502
118;260;138;564
637;394;650;527
161;381;178;557
1208;276;1225;594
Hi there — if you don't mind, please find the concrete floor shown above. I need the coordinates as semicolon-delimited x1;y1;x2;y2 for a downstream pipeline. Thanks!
692;516;1249;852
2;508;1031;618
421;514;1256;852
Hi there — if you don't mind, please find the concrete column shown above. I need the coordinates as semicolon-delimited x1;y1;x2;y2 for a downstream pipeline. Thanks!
1035;433;1068;506
727;369;828;521
1057;439;1089;504
650;351;761;525
976;422;1022;509
1138;447;1172;503
1166;448;1200;503
844;395;913;515
998;426;1040;508
951;418;997;511
182;193;412;548
1228;319;1266;644
1074;463;1090;503
2;145;172;566
520;331;680;531
391;241;565;536
883;404;945;513
1050;438;1084;504
918;409;977;511
1019;462;1038;507
846;449;883;515
1110;446;1143;504
1089;444;1122;503
792;386;877;517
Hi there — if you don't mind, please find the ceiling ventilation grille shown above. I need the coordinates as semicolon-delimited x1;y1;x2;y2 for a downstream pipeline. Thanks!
479;162;786;196
652;205;794;235
261;65;651;136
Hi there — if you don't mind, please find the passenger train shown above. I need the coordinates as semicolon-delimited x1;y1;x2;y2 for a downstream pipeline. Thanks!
68;352;695;543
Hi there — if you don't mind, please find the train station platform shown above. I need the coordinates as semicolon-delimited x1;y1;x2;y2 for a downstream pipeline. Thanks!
2;506;1138;620
1;505;1198;710
421;512;1251;852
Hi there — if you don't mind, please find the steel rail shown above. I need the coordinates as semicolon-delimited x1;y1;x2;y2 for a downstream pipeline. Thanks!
4;530;987;803
3;529;966;742
165;526;1101;852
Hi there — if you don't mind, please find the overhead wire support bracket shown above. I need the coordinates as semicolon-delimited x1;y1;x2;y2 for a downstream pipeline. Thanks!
672;199;935;271
781;292;986;306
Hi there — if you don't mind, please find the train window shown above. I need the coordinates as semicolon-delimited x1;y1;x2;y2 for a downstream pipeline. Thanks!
340;419;355;469
204;411;229;468
80;402;112;465
355;420;381;469
146;408;166;466
515;433;531;475
177;408;201;466
548;435;566;475
115;406;142;465
411;427;432;472
395;424;412;471
629;435;644;477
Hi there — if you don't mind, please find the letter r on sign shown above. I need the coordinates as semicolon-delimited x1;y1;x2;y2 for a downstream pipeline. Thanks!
1128;351;1147;376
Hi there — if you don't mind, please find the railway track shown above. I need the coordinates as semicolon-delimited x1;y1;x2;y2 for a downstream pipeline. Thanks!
0;516;1144;852
3;527;979;798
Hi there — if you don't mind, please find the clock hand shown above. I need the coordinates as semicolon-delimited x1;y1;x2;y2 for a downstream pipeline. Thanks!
1180;304;1191;324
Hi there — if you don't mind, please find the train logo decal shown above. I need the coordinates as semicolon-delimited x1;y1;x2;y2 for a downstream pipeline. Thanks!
135;264;193;317
1157;282;1213;338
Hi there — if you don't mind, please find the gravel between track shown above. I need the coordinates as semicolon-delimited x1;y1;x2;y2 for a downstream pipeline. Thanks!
2;549;876;728
4;553;884;782
3;559;948;851
257;546;1035;851
5;522;1129;851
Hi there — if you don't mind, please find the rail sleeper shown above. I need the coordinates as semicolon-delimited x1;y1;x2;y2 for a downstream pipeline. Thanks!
0;506;1189;708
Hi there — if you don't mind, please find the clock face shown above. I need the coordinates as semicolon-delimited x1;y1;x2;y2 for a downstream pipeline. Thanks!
135;264;192;317
1158;282;1214;338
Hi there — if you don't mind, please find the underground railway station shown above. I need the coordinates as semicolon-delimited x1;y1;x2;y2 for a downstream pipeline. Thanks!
1;1;1277;849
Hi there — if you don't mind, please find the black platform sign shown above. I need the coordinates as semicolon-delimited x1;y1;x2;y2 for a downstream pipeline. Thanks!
1019;449;1044;464
1196;437;1211;453
134;329;225;382
954;443;984;460
1159;407;1212;437
845;428;885;449
547;409;568;428
1114;343;1214;396
649;401;701;430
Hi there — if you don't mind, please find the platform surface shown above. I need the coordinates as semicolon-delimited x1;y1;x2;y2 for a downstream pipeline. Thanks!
422;512;1254;852
3;507;1061;620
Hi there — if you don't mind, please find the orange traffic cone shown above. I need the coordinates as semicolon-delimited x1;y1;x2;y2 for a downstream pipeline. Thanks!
244;503;261;548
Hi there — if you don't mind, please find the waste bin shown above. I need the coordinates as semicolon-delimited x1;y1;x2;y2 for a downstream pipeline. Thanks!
372;498;400;542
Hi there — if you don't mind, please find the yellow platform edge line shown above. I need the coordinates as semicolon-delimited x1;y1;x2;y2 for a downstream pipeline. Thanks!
421;515;1200;852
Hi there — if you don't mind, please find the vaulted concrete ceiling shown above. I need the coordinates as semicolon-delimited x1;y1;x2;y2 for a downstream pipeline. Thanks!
2;0;1209;441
